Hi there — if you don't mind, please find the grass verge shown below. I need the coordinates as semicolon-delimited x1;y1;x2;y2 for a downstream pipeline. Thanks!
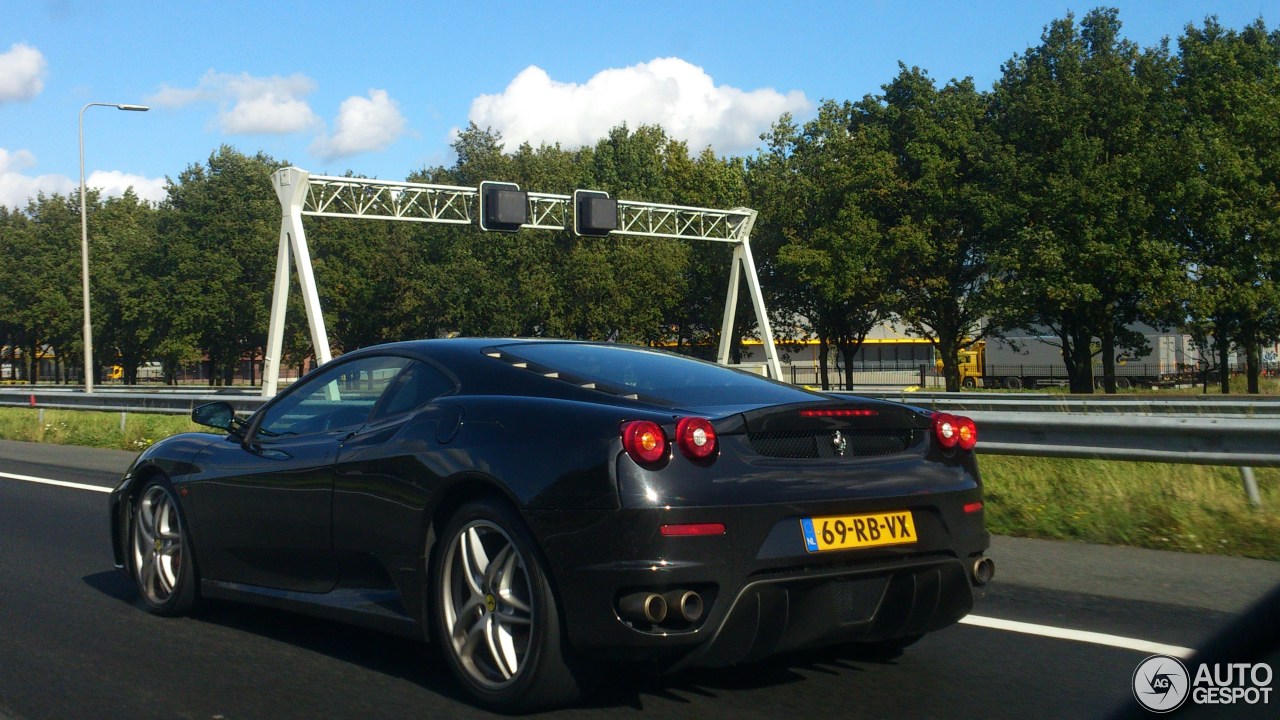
981;455;1280;560
0;407;201;452
1;406;1277;560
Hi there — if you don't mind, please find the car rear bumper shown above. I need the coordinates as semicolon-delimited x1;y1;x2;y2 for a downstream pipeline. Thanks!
674;556;973;668
528;489;987;667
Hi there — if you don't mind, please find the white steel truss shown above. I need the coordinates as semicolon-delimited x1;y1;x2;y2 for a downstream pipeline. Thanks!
264;166;781;396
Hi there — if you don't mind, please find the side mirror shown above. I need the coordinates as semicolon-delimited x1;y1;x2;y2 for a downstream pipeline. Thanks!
192;401;236;431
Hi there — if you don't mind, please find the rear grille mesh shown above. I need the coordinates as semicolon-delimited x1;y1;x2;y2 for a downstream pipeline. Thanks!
834;577;889;624
748;429;919;458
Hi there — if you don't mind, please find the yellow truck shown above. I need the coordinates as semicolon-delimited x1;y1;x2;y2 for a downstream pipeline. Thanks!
944;335;1197;389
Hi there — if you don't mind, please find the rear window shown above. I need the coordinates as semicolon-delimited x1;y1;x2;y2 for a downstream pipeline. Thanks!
497;342;819;408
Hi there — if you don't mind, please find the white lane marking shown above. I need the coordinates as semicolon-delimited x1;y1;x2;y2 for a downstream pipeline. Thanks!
961;614;1194;658
0;470;113;494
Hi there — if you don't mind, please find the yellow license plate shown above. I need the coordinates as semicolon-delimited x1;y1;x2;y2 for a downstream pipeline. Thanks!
800;511;917;552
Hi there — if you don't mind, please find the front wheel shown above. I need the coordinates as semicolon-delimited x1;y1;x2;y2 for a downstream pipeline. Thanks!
130;480;198;616
431;500;583;712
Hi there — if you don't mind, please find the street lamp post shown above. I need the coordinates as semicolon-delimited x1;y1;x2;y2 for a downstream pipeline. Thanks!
80;102;148;394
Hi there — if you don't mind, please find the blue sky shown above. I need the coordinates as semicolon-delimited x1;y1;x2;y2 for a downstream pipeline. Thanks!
2;0;1276;208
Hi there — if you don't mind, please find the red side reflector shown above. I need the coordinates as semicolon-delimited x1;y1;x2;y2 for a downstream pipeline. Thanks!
659;523;726;537
799;408;878;417
963;502;984;514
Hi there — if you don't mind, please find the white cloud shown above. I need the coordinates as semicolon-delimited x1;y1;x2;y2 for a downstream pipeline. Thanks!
311;89;407;159
0;148;37;173
146;85;203;107
0;147;166;209
0;148;71;208
0;43;47;102
465;57;811;155
148;70;320;134
86;170;168;204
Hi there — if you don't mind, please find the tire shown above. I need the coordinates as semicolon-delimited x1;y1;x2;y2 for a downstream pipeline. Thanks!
1003;376;1023;390
961;377;976;389
1115;376;1132;389
130;480;199;616
431;500;583;712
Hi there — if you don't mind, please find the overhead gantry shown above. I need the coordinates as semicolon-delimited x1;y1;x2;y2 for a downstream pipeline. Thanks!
263;166;781;396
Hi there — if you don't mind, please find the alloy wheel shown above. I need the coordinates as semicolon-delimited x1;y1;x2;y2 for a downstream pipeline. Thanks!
132;484;185;606
439;519;535;689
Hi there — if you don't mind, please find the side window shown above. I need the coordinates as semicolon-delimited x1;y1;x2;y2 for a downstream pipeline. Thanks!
371;360;456;420
256;355;411;437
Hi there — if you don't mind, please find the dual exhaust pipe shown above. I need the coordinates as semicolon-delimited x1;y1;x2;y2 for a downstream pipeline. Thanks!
619;589;704;627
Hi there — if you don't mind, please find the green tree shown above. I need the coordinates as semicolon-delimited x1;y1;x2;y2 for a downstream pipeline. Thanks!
0;206;37;380
159;146;286;384
92;190;162;384
992;9;1184;393
870;67;1008;392
666;148;748;356
413;126;567;339
407;124;704;346
578;126;698;345
750;104;904;390
12;193;84;383
1169;18;1280;394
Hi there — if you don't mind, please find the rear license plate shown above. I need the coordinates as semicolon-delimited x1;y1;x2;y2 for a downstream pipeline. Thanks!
800;511;917;552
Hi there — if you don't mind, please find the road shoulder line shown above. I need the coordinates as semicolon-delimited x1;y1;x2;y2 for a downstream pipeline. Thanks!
0;470;113;494
961;614;1194;658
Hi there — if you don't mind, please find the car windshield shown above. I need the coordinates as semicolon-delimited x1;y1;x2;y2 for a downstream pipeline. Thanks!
496;342;820;409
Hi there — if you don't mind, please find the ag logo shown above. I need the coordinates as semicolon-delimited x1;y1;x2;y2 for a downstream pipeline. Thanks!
1133;654;1190;712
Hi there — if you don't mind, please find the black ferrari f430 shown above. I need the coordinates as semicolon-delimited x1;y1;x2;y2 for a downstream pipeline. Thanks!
110;338;991;711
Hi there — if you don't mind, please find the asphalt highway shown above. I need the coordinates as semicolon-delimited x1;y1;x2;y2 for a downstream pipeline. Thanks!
1;439;1277;719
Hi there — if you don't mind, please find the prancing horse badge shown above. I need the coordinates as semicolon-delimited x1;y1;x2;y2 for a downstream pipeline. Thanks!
831;430;848;457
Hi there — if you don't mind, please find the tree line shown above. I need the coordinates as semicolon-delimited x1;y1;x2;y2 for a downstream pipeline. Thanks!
1;9;1276;393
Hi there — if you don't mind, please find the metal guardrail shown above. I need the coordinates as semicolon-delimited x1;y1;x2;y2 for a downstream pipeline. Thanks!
963;411;1280;467
842;392;1278;507
2;388;1276;496
854;390;1280;418
0;389;265;415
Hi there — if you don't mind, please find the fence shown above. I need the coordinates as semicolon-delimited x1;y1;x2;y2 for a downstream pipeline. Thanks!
788;364;939;389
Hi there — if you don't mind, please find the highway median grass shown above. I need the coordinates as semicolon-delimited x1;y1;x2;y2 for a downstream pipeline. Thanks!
0;407;200;452
1;406;1277;560
981;455;1280;560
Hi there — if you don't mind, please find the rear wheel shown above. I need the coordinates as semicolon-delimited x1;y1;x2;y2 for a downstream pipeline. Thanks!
130;480;198;616
432;500;583;711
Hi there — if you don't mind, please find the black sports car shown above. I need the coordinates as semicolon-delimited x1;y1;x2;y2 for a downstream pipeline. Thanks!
110;338;990;711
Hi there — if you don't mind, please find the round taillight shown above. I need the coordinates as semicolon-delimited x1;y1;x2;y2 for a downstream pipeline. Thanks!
934;412;978;451
622;420;668;465
933;412;959;449
676;417;718;462
956;415;978;451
